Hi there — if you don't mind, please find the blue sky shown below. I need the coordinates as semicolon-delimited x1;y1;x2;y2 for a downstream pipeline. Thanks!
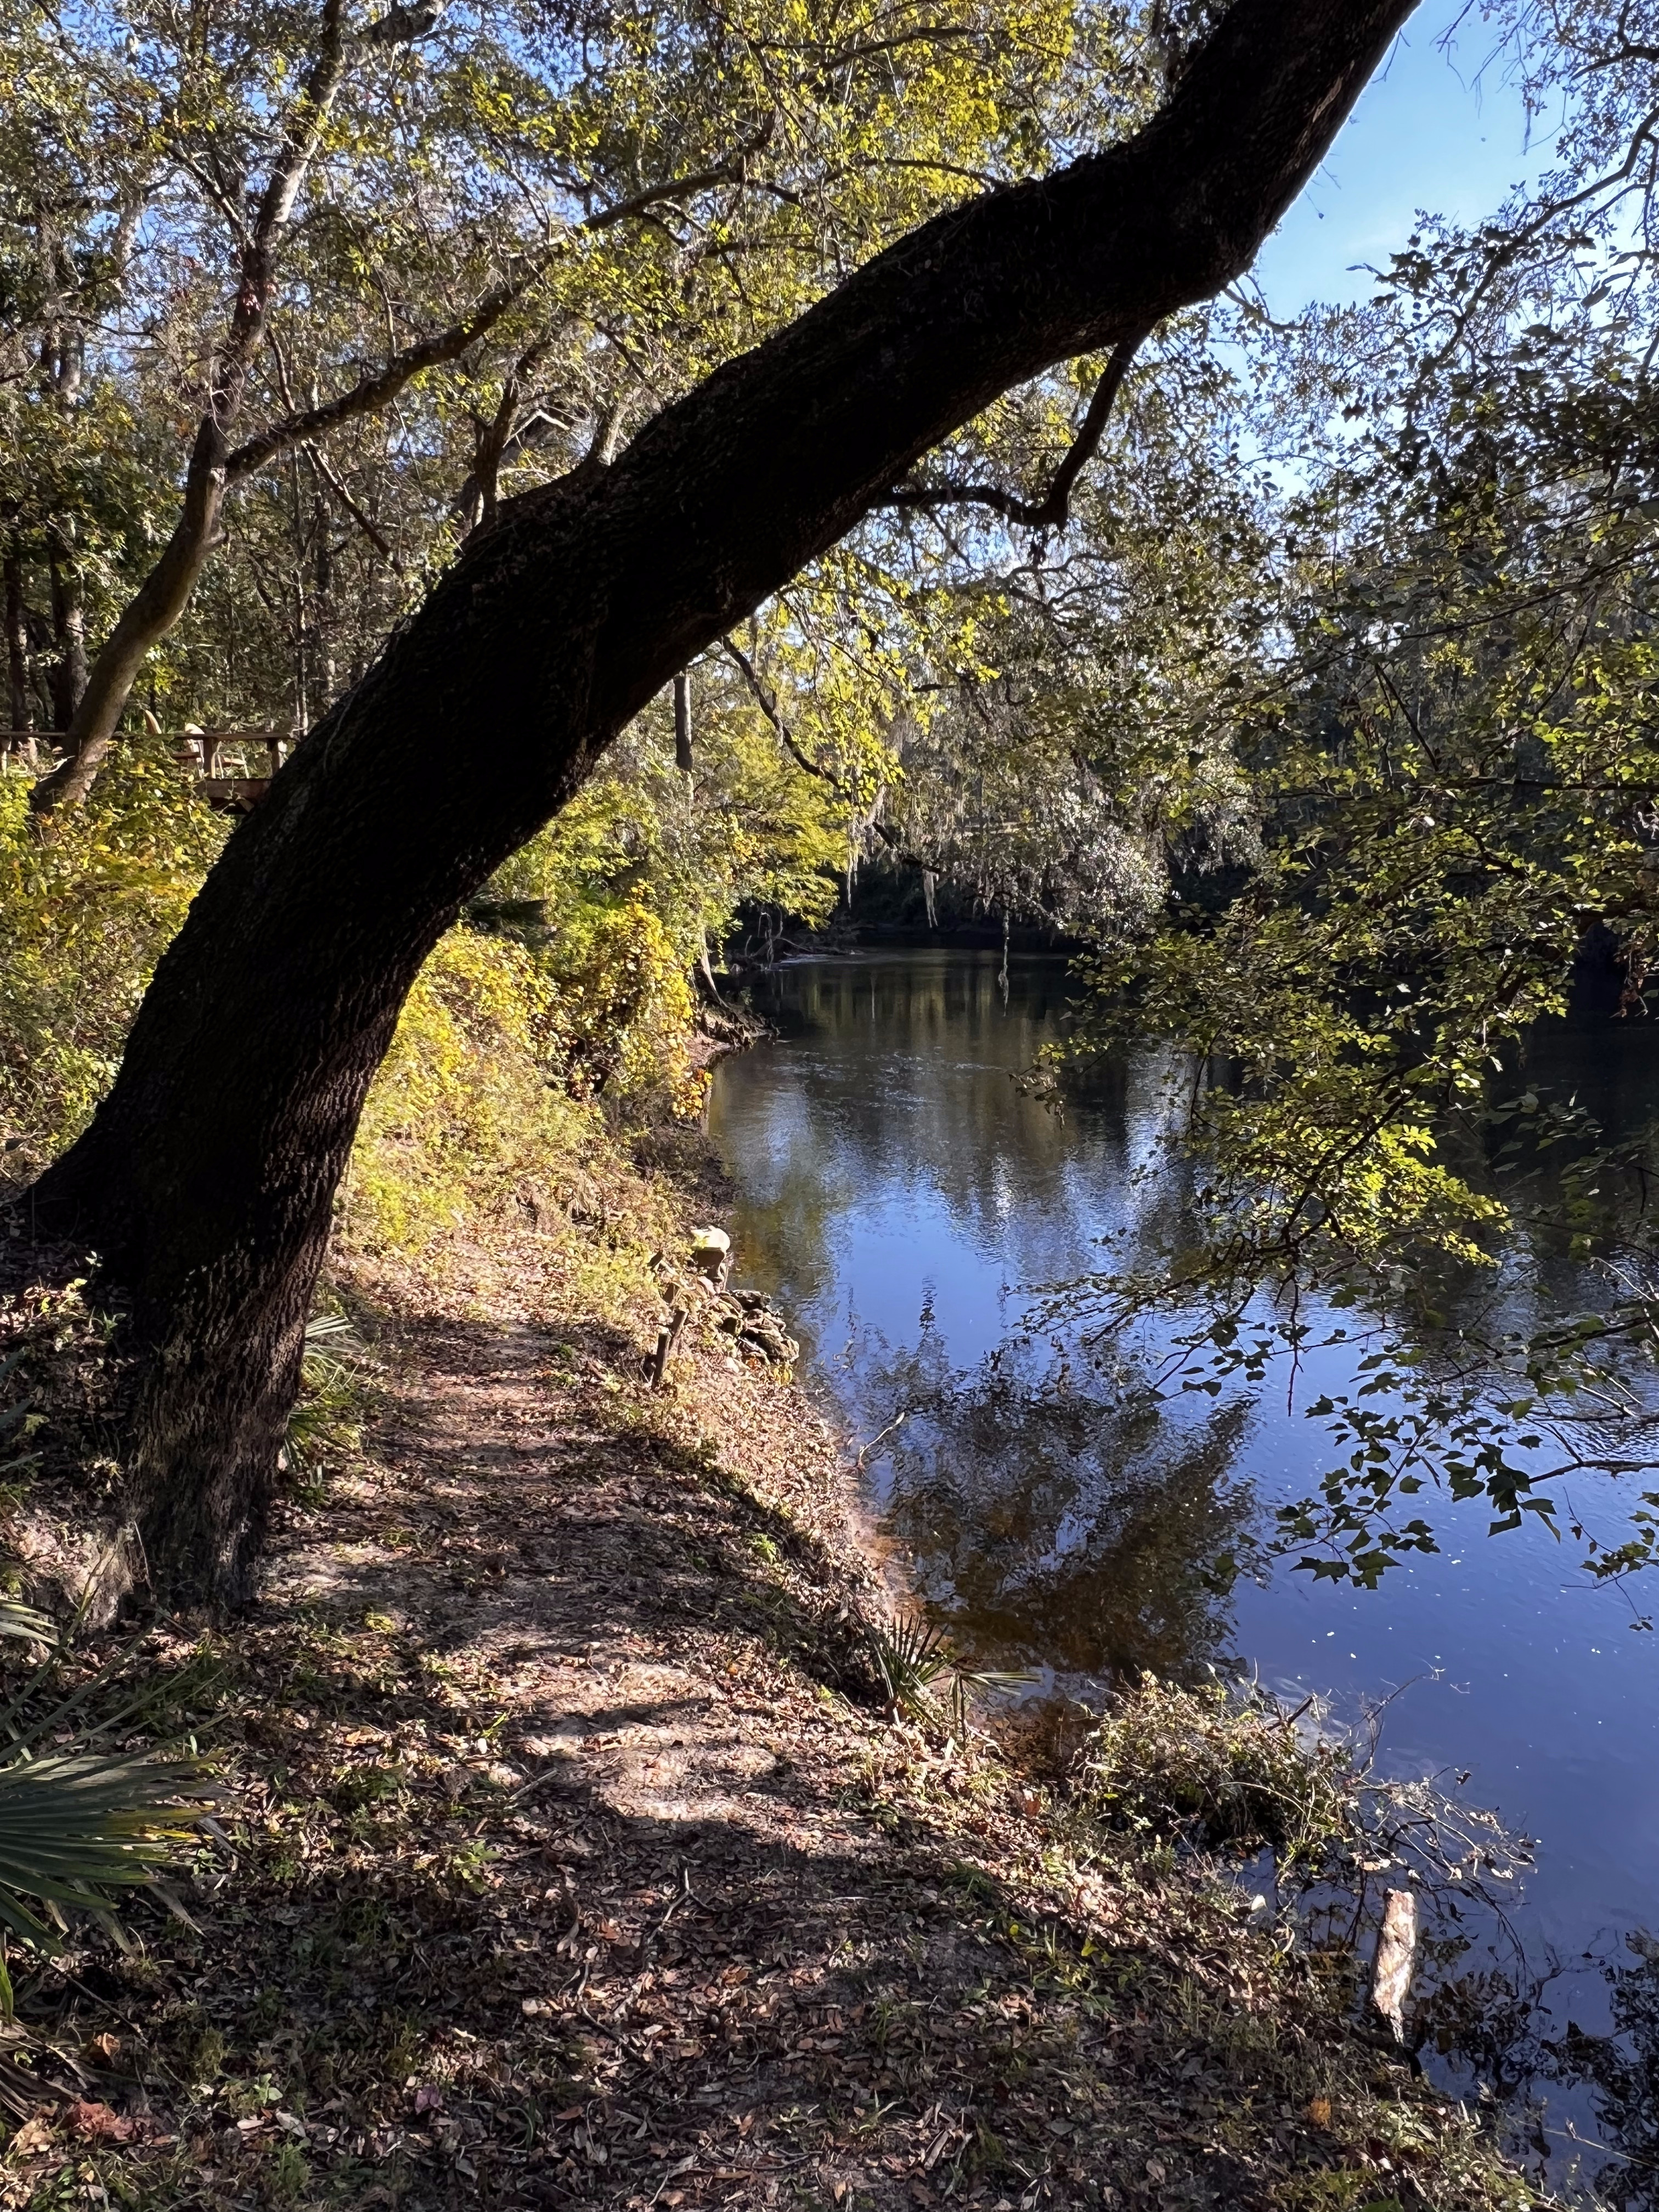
1254;2;1554;309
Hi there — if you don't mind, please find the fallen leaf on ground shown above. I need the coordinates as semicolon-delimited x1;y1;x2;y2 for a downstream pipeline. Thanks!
65;2101;137;2143
8;2109;55;2155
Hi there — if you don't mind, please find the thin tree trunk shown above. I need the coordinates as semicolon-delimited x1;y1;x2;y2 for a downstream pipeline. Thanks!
47;521;87;731
27;0;350;816
4;537;33;748
20;0;1420;1610
32;441;227;809
28;141;758;817
674;672;693;774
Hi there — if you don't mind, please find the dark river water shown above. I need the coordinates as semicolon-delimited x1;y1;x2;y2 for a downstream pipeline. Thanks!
708;949;1659;2202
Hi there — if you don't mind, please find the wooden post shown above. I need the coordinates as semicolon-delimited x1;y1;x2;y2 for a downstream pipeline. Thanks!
650;1306;688;1391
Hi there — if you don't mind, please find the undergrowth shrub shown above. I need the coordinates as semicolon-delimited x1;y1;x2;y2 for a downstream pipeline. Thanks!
284;1313;375;1501
539;898;704;1119
0;746;696;1285
483;711;845;1122
341;924;685;1318
484;791;712;1126
0;752;224;1169
345;927;595;1256
1077;1673;1360;1868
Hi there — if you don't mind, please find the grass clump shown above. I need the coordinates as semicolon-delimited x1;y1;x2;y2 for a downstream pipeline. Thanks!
1077;1672;1359;1870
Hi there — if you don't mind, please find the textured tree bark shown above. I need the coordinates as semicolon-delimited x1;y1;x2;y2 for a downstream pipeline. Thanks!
20;0;1419;1609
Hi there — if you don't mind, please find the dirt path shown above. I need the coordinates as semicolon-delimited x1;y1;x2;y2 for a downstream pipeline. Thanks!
2;1269;1532;2211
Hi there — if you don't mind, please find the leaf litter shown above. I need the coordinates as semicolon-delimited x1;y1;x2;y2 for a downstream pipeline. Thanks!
0;1175;1548;2211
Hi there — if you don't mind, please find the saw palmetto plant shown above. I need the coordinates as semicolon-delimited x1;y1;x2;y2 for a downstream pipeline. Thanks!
0;1599;211;2005
284;1310;371;1491
861;1610;1034;1736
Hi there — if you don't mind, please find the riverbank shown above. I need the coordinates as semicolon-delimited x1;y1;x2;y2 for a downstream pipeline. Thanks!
0;1143;1545;2211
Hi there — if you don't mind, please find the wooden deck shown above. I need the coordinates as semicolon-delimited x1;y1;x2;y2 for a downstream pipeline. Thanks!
0;728;286;812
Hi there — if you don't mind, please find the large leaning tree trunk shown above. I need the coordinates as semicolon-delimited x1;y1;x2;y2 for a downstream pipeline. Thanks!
19;0;1418;1610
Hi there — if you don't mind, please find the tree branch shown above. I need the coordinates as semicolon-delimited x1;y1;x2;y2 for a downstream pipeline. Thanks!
1405;99;1659;394
719;635;840;785
225;269;538;482
224;128;776;487
214;0;349;424
584;121;774;232
307;445;400;566
876;325;1149;531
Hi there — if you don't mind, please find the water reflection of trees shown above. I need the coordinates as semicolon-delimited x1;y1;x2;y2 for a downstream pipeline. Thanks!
716;956;1273;1684
742;957;1094;1249
1402;1921;1659;2208
717;953;1202;1338
849;1326;1262;1681
713;955;1659;2197
1550;1938;1659;2205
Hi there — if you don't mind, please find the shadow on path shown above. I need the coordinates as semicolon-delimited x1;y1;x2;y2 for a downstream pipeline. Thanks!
15;1305;1490;2211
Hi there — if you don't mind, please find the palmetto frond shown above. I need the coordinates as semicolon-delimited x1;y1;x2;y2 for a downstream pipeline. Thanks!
0;1601;212;1971
864;1612;956;1719
862;1611;1034;1732
0;1750;204;1944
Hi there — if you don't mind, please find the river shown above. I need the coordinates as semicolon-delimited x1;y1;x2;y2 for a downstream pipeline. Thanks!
708;947;1659;2204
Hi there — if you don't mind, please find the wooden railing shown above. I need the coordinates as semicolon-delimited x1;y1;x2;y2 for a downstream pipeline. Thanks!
0;727;292;812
